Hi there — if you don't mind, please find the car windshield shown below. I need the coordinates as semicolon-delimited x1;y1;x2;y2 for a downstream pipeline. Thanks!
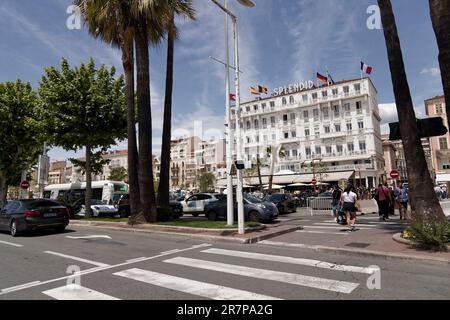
268;194;284;201
244;194;262;203
23;200;60;209
91;199;104;205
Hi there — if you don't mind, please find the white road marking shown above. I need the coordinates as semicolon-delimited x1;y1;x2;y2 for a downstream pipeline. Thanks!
203;248;374;274
304;226;373;230
259;241;320;249
66;235;112;240
43;284;120;300
1;281;41;294
0;240;23;247
296;230;350;235
126;257;148;263
114;268;281;300
164;257;359;294
314;223;377;228
0;243;212;296
44;251;111;268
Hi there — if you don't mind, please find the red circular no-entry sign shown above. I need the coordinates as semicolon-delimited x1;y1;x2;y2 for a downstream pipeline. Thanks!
311;179;317;185
390;170;400;179
20;181;30;190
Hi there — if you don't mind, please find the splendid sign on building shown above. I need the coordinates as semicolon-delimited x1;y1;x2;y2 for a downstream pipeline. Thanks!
229;77;384;188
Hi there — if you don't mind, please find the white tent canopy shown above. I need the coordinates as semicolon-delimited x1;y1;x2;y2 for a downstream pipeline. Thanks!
263;184;284;190
288;182;310;187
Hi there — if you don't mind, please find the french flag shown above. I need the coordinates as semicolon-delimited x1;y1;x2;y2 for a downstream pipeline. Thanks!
361;61;373;74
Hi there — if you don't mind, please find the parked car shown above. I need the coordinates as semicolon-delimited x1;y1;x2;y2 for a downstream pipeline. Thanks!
265;193;296;214
77;199;118;218
182;193;224;217
204;193;278;223
0;199;69;237
117;194;183;219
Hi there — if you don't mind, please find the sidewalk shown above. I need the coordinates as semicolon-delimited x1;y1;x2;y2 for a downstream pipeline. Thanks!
261;213;450;266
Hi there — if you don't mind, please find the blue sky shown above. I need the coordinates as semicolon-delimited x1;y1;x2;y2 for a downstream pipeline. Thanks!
0;0;444;162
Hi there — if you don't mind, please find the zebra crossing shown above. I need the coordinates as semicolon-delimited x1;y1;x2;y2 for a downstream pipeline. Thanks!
293;215;405;235
40;247;376;300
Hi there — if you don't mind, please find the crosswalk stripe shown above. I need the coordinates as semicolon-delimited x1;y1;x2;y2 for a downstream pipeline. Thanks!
303;226;373;230
314;223;377;228
114;268;280;300
0;240;23;247
42;284;120;300
164;257;359;294
202;248;374;274
296;230;350;235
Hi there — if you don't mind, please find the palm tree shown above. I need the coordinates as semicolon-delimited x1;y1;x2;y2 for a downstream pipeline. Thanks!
429;0;450;129
158;0;195;209
267;145;285;194
75;0;144;223
378;0;445;221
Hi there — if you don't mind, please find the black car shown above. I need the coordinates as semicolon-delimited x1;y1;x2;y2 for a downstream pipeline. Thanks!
117;194;183;218
265;193;296;214
0;199;69;237
204;194;279;223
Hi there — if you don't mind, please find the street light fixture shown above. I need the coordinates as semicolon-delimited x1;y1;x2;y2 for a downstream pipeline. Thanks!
211;0;255;234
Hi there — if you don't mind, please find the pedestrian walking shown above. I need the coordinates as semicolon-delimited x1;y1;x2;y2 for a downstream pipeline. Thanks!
332;185;342;221
395;183;409;220
375;183;391;221
340;185;359;231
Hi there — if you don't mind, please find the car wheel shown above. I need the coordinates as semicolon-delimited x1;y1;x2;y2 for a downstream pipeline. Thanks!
119;209;128;218
207;211;217;221
249;211;260;222
10;220;21;237
279;206;285;215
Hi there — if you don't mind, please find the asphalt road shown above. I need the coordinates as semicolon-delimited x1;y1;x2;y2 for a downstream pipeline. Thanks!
0;224;449;300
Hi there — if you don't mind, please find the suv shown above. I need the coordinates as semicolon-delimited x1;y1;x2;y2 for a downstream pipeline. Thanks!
265;193;296;214
117;194;183;218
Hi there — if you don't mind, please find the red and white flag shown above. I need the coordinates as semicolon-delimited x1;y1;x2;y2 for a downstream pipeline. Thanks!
361;61;373;74
229;93;236;101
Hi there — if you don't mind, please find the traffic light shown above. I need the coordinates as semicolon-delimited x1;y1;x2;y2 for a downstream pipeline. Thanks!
389;117;448;140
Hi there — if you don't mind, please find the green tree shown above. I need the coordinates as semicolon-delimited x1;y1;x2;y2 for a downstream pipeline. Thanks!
429;0;450;130
39;58;127;217
108;167;128;182
378;0;445;221
0;80;45;208
196;172;216;193
158;1;196;209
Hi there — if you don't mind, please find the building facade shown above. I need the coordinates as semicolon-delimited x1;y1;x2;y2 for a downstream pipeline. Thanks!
425;95;450;184
381;134;433;183
170;137;226;190
230;78;384;188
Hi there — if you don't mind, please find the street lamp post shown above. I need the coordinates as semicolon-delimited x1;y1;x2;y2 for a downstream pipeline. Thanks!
211;0;254;234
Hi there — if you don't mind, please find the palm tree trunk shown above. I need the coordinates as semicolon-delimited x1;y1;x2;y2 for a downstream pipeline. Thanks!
135;21;157;223
429;0;450;129
121;34;143;225
85;144;92;217
158;12;175;209
0;173;7;209
378;0;445;221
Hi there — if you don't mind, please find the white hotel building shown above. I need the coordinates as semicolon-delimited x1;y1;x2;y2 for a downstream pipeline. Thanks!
229;77;385;188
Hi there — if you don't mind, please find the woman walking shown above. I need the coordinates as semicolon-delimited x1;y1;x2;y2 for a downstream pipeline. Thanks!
340;185;359;232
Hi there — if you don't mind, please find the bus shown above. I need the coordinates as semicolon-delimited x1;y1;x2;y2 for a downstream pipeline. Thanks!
43;181;129;204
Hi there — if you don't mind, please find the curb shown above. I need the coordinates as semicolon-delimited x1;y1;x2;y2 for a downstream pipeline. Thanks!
392;233;450;250
68;222;302;245
258;240;450;267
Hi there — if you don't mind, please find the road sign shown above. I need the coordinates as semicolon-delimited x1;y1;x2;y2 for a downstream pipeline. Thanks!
20;181;30;190
390;170;400;179
311;179;317;185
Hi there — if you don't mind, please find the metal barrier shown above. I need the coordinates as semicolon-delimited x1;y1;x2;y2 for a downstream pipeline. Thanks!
307;197;333;216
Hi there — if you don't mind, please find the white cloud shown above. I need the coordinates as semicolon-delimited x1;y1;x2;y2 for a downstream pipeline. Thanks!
379;102;425;135
285;0;360;82
420;68;441;77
